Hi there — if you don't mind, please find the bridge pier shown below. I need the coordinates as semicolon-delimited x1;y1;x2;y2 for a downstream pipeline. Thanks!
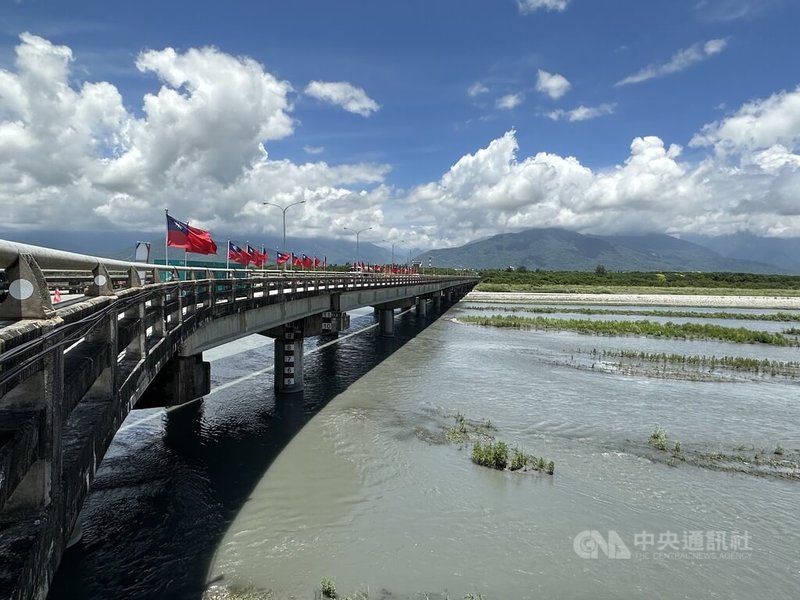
378;308;395;336
432;293;442;311
416;297;428;317
274;323;304;394
138;354;210;408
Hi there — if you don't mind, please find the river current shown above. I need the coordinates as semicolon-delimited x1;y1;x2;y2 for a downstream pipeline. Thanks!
47;300;800;600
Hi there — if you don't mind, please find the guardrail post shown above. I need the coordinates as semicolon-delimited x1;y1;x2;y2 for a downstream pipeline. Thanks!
0;253;54;320
85;264;114;297
127;267;142;288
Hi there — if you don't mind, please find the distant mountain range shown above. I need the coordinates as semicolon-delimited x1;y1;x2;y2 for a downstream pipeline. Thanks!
2;227;798;273
411;228;798;273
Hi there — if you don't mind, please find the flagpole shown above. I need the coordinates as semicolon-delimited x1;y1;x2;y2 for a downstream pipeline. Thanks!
164;208;169;268
226;240;230;270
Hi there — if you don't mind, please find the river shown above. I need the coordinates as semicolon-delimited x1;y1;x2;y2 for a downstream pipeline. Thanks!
47;300;800;600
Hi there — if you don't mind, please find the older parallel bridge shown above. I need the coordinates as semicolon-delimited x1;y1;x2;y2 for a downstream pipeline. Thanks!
0;240;478;600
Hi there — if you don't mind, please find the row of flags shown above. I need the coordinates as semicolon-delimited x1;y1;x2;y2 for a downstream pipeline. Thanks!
166;211;417;272
167;212;326;269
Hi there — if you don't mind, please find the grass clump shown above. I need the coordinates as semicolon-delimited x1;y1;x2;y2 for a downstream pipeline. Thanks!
473;442;555;475
472;441;508;470
649;428;669;451
320;577;337;599
673;441;684;460
774;444;785;456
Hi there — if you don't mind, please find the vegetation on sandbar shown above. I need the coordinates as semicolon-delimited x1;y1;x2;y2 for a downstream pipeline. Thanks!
444;412;496;444
472;441;555;475
588;349;800;378
463;304;800;323
460;315;796;346
475;269;800;294
643;429;798;479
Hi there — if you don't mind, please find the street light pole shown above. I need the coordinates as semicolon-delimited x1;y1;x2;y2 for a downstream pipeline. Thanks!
344;226;372;269
382;239;406;267
262;200;306;252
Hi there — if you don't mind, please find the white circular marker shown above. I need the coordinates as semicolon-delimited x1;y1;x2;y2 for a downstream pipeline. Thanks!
9;279;34;300
94;274;108;287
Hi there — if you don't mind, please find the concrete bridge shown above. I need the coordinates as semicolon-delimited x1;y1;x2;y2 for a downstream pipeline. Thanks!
0;240;478;600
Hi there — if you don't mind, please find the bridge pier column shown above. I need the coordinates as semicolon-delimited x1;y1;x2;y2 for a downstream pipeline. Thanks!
416;297;427;317
139;353;210;407
432;293;442;311
378;308;395;336
274;324;304;394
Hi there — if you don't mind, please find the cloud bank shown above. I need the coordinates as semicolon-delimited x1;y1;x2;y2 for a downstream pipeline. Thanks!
1;34;799;251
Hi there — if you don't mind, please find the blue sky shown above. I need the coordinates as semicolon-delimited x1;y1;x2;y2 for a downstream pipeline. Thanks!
1;0;799;247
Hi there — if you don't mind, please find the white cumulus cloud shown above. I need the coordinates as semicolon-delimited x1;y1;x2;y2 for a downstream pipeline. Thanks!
616;38;728;86
401;83;800;246
536;69;571;99
0;34;390;239
304;80;380;117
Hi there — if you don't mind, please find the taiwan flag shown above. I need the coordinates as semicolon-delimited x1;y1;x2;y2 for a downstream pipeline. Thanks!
314;257;321;268
302;254;313;269
248;245;266;268
228;241;251;266
276;251;290;265
292;253;303;267
166;214;218;255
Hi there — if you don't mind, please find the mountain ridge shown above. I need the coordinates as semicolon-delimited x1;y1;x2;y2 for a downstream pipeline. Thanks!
412;228;793;273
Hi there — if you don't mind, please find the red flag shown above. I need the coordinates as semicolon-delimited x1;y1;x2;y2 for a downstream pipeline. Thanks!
166;214;218;255
314;257;321;268
276;251;290;265
247;244;266;267
302;254;313;269
228;241;251;266
292;253;303;267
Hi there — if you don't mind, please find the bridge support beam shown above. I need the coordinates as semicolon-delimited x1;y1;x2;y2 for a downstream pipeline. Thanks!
378;308;394;336
432;293;442;311
138;354;210;408
274;323;304;394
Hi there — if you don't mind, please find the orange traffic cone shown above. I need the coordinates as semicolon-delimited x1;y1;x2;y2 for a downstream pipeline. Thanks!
53;288;62;303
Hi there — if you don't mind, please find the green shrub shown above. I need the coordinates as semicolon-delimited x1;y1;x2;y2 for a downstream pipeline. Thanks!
510;448;526;471
321;577;337;599
649;428;669;451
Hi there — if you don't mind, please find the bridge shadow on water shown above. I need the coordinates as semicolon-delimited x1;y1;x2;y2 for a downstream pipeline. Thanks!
47;308;446;600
